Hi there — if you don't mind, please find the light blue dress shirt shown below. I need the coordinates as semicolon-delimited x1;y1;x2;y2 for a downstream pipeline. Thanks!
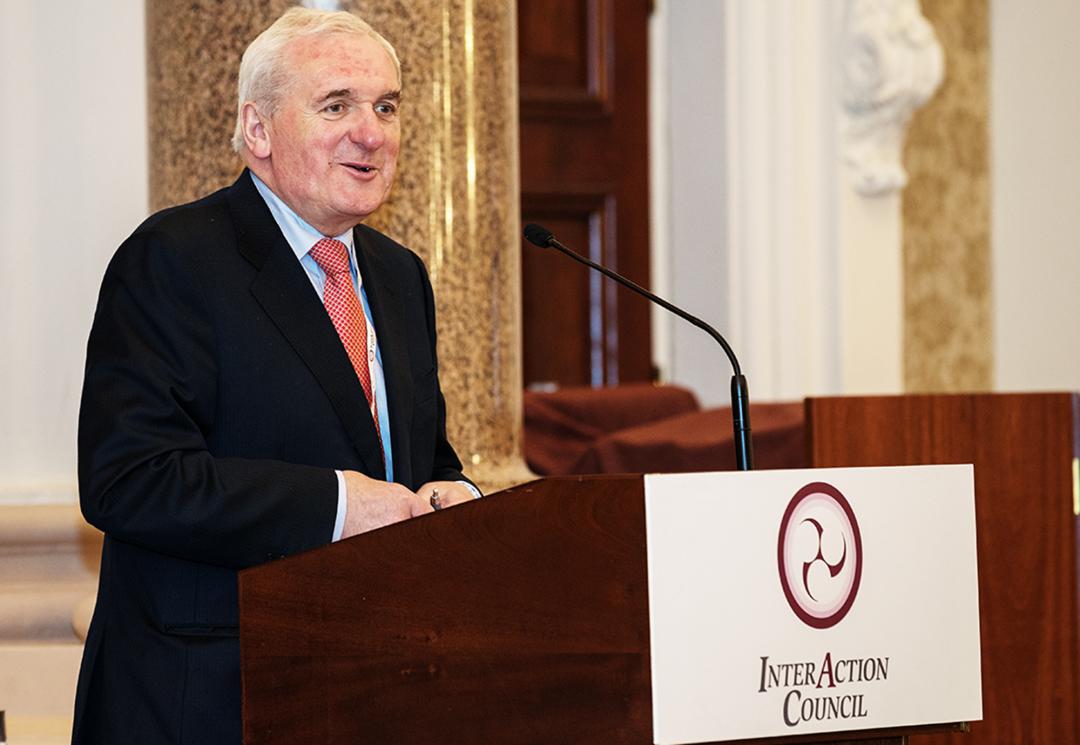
251;172;393;540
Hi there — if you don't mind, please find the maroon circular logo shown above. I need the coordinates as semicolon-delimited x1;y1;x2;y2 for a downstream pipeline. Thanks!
777;482;862;629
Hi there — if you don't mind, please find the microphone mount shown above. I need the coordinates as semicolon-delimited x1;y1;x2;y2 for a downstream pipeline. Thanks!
524;223;753;471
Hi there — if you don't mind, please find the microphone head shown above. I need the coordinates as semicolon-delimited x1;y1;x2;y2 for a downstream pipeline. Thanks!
524;223;555;248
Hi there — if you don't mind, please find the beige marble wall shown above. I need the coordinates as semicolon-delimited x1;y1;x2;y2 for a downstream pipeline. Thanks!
147;0;529;491
146;0;285;209
902;0;992;392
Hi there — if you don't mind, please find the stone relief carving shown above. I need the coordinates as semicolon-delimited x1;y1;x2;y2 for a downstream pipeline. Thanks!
840;0;944;197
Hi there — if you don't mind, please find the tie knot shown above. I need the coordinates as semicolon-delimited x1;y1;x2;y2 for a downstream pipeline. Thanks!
309;238;351;275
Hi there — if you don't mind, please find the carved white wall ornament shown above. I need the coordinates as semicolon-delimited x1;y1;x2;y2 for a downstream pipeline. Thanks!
840;0;944;197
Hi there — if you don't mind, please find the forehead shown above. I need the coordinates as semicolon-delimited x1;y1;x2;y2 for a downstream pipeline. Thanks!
282;32;399;98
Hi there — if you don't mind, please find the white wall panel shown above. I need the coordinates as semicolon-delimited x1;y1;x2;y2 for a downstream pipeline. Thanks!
0;0;147;503
652;0;941;405
992;0;1080;391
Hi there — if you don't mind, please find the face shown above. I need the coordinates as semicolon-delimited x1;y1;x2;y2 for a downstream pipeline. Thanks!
255;32;401;236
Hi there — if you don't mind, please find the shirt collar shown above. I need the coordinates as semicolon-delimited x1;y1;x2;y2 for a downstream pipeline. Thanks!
250;171;356;261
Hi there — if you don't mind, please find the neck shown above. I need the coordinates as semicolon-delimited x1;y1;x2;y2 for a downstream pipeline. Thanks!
244;159;357;237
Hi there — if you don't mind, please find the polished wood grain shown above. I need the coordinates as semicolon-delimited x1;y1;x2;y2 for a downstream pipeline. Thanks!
806;393;1080;745
521;192;613;386
519;0;607;114
518;0;652;388
240;476;652;744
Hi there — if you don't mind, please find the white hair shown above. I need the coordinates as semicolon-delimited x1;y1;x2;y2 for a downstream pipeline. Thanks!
231;7;401;153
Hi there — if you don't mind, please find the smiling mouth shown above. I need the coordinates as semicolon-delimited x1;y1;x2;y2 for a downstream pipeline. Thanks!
339;162;376;174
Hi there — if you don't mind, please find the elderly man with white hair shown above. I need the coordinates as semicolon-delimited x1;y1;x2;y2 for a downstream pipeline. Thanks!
73;8;477;743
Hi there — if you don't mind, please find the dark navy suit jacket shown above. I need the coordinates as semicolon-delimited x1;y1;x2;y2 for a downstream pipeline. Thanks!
72;172;467;744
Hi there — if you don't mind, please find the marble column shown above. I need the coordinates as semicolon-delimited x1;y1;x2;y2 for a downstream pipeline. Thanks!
902;0;992;392
146;0;530;491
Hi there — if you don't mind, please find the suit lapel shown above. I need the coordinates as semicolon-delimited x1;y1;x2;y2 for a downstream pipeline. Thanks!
355;225;414;485
225;172;385;478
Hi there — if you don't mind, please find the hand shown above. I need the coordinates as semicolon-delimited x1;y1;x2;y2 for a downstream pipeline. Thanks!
341;471;429;539
417;480;478;511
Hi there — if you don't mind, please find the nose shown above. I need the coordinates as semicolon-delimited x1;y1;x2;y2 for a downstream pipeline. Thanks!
347;107;386;151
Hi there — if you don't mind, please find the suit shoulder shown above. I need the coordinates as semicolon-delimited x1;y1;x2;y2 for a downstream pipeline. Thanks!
98;188;241;292
130;184;233;247
107;185;240;278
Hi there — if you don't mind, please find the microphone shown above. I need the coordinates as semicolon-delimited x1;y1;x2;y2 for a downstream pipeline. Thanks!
524;223;753;471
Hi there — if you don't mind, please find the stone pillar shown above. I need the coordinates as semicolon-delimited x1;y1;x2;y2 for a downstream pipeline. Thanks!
146;0;530;492
901;0;991;392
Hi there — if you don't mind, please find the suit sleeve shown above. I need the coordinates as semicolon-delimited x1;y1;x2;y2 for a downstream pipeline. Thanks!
78;230;337;570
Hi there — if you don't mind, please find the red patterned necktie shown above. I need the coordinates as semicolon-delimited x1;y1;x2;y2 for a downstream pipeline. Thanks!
309;238;382;445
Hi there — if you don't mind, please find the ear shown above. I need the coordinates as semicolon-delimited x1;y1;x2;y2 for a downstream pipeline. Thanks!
241;102;272;159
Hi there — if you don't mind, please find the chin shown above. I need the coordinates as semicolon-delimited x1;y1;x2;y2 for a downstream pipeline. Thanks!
343;203;382;221
340;194;390;220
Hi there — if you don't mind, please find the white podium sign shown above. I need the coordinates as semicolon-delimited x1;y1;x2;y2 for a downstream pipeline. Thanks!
645;465;982;744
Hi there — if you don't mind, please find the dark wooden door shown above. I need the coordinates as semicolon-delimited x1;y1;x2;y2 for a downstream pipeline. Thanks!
518;0;652;388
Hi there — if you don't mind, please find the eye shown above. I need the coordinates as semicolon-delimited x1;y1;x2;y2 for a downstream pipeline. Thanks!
322;102;347;117
374;100;398;117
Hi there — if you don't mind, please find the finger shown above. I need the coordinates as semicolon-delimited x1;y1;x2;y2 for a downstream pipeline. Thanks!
441;484;475;506
410;492;435;517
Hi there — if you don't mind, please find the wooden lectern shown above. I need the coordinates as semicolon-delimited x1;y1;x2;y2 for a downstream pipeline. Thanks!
807;392;1080;745
240;475;652;744
240;472;970;745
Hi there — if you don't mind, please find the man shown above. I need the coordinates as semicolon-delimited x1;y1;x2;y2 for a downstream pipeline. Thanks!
72;8;476;744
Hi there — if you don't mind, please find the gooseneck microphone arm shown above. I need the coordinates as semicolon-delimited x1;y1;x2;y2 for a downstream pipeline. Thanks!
524;223;753;471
